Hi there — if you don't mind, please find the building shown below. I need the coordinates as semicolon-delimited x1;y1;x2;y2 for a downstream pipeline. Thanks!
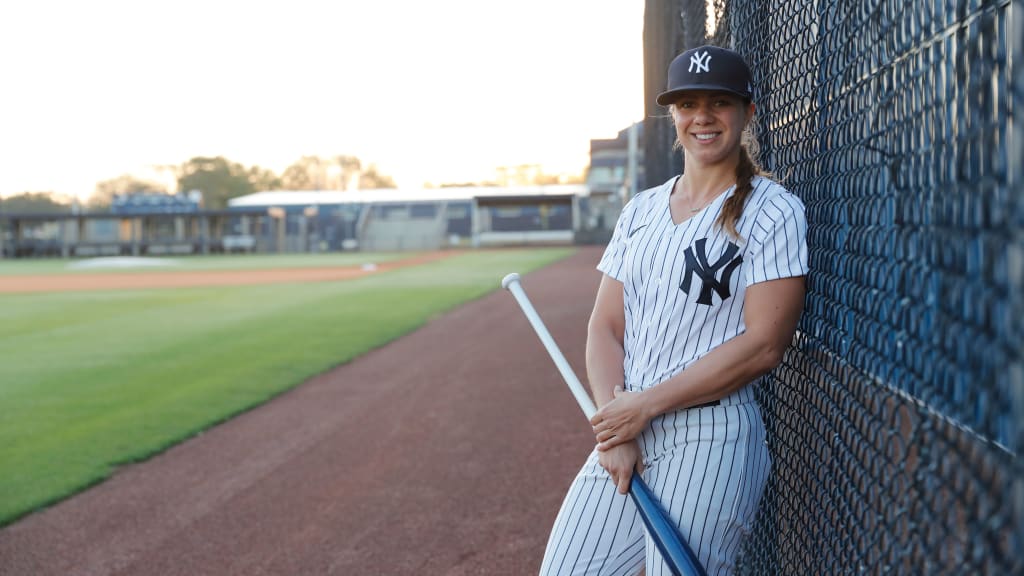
577;122;646;243
224;185;586;253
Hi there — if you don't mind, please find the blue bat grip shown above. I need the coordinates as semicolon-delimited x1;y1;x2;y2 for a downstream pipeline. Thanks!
629;472;707;576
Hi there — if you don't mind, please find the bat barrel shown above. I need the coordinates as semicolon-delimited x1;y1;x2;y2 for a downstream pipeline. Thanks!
630;473;707;576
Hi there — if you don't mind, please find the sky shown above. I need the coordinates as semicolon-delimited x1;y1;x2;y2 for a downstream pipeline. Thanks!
0;0;645;200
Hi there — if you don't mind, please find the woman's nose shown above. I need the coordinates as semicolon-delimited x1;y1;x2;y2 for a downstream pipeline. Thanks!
693;106;714;123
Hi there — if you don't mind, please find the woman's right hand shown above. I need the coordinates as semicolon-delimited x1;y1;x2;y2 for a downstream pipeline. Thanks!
598;440;644;495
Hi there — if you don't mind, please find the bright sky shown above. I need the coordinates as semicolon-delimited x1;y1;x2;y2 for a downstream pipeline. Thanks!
0;0;645;200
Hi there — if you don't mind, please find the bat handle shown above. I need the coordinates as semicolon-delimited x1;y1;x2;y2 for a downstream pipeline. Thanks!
630;472;707;576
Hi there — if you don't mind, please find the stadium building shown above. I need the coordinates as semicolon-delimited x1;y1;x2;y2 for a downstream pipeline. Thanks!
222;185;585;253
0;126;643;258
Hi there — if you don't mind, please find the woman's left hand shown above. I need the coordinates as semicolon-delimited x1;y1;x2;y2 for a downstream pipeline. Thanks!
590;386;652;451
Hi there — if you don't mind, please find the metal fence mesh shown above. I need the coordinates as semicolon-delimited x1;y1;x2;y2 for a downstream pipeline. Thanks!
647;0;1022;573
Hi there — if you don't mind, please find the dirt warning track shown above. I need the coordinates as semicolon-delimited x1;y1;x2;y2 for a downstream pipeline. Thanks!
0;247;603;576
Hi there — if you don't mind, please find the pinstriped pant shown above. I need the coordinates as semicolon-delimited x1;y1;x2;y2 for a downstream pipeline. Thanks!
539;401;770;576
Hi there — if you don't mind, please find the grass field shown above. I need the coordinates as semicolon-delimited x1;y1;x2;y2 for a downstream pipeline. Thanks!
0;248;573;527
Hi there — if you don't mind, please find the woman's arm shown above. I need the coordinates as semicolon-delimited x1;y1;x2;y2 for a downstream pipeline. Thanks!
591;275;805;450
586;274;645;494
586;274;627;408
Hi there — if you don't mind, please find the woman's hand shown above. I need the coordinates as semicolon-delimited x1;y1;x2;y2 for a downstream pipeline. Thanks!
598;439;644;495
590;386;652;451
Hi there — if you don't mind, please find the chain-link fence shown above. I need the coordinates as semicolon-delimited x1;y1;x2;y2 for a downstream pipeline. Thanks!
645;0;1022;573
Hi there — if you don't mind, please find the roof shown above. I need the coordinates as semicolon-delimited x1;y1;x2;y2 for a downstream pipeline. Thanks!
475;194;575;206
227;184;590;209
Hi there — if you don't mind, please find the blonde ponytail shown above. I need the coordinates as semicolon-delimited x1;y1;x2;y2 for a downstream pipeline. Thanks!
716;123;768;239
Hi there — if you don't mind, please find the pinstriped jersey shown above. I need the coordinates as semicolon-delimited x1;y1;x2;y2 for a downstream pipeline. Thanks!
597;175;808;394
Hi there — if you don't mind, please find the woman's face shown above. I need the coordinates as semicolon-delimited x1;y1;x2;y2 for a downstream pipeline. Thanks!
670;91;754;167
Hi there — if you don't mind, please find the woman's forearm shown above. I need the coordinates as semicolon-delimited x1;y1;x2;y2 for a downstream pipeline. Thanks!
586;324;626;408
586;275;628;408
641;330;782;416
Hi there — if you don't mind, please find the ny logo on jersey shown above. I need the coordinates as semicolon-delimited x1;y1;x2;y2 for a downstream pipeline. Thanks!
680;239;743;305
689;50;711;73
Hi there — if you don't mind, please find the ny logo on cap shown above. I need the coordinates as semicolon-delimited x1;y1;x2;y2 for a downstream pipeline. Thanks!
689;50;711;73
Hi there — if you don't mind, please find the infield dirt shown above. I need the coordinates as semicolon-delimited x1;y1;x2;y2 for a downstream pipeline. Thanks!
0;251;455;294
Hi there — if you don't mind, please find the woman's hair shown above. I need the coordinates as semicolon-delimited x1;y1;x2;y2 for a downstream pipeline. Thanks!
716;126;763;239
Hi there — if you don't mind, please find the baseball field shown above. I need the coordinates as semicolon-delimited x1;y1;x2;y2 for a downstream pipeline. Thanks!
0;248;578;531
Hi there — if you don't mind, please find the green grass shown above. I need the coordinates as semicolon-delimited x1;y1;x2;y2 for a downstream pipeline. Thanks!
0;247;573;526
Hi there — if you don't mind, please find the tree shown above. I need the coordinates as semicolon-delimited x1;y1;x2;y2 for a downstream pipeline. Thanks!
439;180;497;188
358;164;396;189
536;171;585;185
176;156;259;210
0;192;71;214
89;175;167;209
280;155;394;191
280;155;322;190
248;166;282;192
335;155;362;190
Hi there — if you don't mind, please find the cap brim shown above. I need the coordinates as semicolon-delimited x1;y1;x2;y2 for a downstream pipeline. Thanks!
656;85;752;106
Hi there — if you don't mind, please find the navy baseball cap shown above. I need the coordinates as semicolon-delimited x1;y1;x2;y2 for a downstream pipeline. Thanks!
656;45;753;106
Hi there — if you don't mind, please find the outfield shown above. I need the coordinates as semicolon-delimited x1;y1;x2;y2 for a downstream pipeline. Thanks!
0;248;573;526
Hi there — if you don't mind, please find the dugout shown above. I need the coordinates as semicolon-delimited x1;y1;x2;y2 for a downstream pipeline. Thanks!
0;208;267;258
473;194;576;246
227;184;588;252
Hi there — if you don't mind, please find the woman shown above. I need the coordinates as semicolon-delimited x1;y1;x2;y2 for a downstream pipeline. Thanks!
539;45;808;576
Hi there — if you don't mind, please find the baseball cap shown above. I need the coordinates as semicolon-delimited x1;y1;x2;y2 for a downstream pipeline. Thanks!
656;45;753;106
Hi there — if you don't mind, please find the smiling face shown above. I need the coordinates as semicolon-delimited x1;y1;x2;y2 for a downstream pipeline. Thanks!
669;90;755;168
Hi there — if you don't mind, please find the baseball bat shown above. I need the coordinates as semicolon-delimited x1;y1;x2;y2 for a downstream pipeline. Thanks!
501;272;707;576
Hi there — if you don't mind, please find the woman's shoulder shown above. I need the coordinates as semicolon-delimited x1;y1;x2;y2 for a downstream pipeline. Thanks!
747;175;806;216
749;175;797;199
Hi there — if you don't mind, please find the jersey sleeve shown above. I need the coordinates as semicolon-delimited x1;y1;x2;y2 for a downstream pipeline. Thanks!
596;197;638;282
744;192;808;286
